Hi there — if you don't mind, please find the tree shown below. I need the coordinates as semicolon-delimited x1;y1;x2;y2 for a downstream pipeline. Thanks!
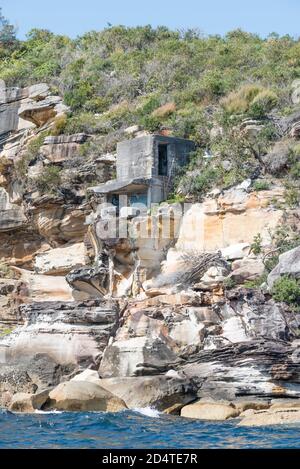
0;8;16;46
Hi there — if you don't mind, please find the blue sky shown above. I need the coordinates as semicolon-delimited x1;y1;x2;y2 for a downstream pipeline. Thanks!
1;0;300;39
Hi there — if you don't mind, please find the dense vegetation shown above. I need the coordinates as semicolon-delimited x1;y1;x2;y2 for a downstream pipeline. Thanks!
1;17;300;199
1;12;300;306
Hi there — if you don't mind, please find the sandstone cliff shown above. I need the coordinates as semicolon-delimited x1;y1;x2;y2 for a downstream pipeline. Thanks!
0;83;300;421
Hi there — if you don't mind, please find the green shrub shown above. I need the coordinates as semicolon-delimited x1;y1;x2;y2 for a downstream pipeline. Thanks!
51;114;68;136
0;327;14;337
0;263;15;279
244;273;268;288
221;84;277;118
221;84;263;115
250;233;263;255
34;165;62;194
272;276;300;307
15;132;48;179
293;144;300;157
253;180;270;191
177;165;221;200
249;89;278;118
141;114;162;132
284;184;300;208
223;277;236;289
63;113;104;134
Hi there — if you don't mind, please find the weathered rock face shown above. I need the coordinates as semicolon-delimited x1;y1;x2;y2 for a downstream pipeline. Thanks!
1;81;300;414
181;339;300;401
0;84;67;137
176;186;284;252
0;354;76;408
40;133;89;163
34;242;86;275
0;229;44;268
96;287;300;402
268;246;300;288
1;299;119;367
28;195;89;245
99;375;197;411
0;188;27;232
14;268;74;302
99;336;177;378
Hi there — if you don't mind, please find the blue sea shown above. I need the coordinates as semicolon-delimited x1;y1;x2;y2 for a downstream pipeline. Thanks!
0;408;300;449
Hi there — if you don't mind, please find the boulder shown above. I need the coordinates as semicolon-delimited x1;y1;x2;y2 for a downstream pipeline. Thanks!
0;354;76;408
238;408;300;427
99;375;197;411
230;258;265;283
221;243;250;260
262;140;293;175
99;336;176;378
13;268;73;302
267;246;300;288
18;96;67;127
44;381;127;412
71;369;100;384
9;389;50;413
181;401;240;420
66;264;110;299
34;243;86;275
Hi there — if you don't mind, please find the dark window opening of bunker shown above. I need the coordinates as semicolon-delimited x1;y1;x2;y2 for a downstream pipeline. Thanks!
158;144;168;176
111;194;119;214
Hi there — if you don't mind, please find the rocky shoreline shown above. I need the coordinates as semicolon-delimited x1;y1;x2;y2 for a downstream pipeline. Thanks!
1;83;300;427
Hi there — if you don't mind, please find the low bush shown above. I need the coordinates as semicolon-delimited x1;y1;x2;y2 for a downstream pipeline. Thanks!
253;180;270;191
249;89;278;118
272;276;300;307
15;132;48;179
221;84;263;115
34;165;62;194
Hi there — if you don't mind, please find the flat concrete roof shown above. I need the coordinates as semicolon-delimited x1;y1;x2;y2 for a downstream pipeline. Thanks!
89;177;151;194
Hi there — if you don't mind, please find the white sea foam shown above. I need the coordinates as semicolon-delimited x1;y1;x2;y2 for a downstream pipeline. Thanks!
34;409;63;414
133;407;161;418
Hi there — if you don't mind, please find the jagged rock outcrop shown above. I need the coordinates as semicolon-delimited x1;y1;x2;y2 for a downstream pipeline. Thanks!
180;338;300;400
34;242;86;275
94;287;300;402
1;81;300;416
0;354;76;408
0;188;27;232
268;246;300;288
40;133;89;163
1;299;119;366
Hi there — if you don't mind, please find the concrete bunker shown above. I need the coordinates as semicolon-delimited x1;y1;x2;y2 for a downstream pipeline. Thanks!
90;134;195;211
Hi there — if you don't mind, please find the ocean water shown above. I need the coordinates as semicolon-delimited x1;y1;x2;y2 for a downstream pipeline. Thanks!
0;408;300;449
